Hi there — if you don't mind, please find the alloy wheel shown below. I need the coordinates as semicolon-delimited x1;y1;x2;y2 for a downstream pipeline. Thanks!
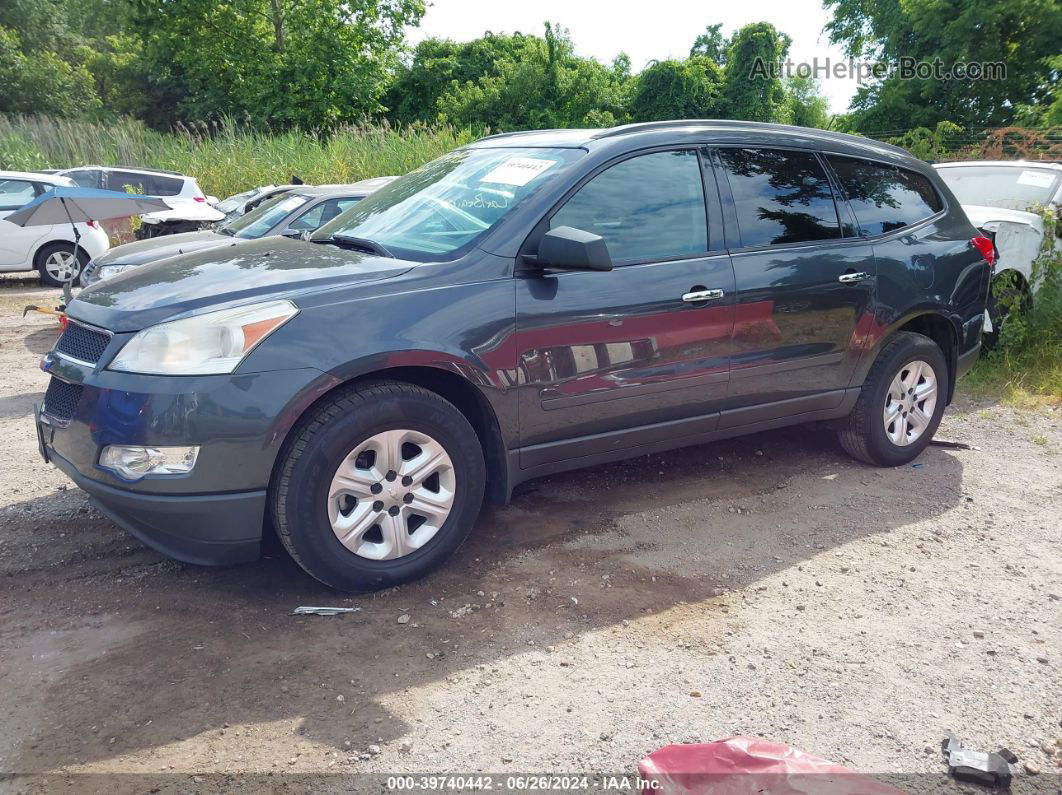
44;250;80;283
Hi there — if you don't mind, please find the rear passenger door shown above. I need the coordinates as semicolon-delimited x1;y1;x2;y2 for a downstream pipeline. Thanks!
713;147;876;418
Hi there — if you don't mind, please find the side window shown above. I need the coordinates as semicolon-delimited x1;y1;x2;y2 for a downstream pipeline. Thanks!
550;149;707;264
109;170;149;194
289;197;360;231
826;155;943;236
0;179;36;210
717;148;841;247
64;169;101;189
149;175;184;196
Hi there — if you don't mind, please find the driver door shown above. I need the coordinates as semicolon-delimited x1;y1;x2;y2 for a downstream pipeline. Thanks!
515;149;735;468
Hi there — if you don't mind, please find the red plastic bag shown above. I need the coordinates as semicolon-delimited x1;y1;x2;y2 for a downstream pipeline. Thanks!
639;737;905;795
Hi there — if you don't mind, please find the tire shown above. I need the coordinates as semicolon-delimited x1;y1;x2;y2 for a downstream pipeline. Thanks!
838;331;949;467
36;243;88;288
271;380;486;591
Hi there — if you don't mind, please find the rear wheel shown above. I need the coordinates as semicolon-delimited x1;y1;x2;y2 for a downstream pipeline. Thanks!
838;331;948;466
36;243;87;288
271;381;485;591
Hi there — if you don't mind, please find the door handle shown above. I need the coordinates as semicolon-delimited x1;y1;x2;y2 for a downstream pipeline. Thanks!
838;271;870;283
682;288;725;303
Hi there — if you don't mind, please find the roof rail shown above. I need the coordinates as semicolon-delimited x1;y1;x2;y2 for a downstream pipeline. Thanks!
64;165;186;177
473;128;598;143
114;165;185;177
591;119;910;155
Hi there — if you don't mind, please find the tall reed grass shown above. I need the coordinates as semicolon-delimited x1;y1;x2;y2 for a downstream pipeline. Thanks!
0;115;480;198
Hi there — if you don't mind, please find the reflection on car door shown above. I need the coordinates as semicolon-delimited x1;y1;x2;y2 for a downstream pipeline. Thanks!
515;149;736;468
712;147;876;422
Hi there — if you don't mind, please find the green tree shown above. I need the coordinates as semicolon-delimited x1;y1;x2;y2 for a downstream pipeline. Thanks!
384;32;538;124
436;23;629;129
629;57;724;121
722;22;791;122
690;23;729;65
134;0;424;128
783;74;830;128
824;0;1062;132
0;26;100;116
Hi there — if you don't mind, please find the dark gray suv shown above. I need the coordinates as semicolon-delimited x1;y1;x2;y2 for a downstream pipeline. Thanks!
35;121;993;591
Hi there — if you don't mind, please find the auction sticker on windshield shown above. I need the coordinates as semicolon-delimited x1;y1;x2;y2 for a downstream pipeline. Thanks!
481;157;557;187
1017;170;1056;188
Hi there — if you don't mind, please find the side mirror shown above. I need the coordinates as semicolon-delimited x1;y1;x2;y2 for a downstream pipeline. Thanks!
536;226;612;271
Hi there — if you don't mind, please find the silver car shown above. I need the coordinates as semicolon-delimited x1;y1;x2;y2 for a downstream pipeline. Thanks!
82;178;397;285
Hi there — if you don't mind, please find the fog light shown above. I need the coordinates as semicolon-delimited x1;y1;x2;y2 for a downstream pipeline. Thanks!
99;445;199;480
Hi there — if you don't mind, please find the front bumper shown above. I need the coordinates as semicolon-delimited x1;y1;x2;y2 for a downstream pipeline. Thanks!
37;352;337;565
48;444;265;565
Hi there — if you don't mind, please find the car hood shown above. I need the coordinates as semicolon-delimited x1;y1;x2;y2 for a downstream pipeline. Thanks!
961;204;1045;231
93;231;232;268
70;236;414;332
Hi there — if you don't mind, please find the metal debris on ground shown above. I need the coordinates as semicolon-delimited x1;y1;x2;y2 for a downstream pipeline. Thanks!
941;731;1013;788
291;606;362;616
930;439;973;450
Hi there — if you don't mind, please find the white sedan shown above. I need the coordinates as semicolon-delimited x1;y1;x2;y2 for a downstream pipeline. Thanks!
0;171;111;287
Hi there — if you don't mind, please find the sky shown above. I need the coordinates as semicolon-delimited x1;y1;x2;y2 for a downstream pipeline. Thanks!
406;0;863;114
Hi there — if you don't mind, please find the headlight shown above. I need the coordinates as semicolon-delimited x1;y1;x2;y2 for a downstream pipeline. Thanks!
96;263;137;282
109;300;298;375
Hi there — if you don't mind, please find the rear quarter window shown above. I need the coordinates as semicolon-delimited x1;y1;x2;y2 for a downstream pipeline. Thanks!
826;155;943;236
149;175;185;196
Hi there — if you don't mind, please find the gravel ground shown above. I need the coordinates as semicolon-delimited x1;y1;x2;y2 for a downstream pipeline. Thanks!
1;276;1060;793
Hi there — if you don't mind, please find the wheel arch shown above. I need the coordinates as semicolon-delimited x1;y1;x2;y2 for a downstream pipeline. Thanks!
32;239;92;270
272;363;511;507
863;311;961;404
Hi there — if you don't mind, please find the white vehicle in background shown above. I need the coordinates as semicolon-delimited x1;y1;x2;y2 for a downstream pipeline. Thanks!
934;161;1062;343
50;165;224;238
0;171;110;286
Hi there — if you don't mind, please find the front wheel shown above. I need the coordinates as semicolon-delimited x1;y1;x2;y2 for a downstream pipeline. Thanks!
838;331;948;467
271;381;485;591
36;243;87;288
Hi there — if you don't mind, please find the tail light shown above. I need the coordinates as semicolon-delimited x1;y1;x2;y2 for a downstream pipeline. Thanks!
193;196;206;203
971;236;996;267
86;219;98;229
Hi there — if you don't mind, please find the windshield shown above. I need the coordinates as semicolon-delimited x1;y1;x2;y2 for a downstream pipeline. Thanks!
312;147;584;261
220;193;310;239
938;165;1060;211
216;188;262;214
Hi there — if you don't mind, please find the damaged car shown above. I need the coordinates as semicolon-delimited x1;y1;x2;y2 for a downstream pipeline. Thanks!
934;161;1062;344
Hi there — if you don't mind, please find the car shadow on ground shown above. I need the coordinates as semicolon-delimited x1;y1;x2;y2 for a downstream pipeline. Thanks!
23;326;60;356
1;425;966;775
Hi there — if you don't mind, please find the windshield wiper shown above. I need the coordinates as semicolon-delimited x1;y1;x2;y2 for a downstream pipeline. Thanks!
314;234;394;258
218;226;235;237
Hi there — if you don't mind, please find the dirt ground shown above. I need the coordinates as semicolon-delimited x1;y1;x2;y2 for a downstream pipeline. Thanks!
1;274;1060;794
